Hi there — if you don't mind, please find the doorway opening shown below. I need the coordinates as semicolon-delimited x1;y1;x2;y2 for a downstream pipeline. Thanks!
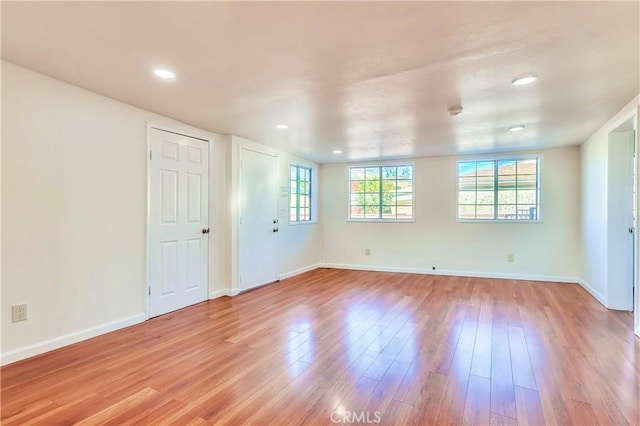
607;117;636;327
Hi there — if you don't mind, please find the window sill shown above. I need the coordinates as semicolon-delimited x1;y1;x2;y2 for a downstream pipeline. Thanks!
347;218;415;223
456;219;543;224
289;220;318;226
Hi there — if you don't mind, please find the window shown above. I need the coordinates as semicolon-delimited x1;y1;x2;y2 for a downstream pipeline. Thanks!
290;164;312;222
348;164;414;221
457;156;540;221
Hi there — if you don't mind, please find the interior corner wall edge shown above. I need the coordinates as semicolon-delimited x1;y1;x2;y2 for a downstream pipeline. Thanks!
0;61;229;361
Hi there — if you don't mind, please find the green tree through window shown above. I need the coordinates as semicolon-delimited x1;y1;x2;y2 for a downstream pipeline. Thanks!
290;164;312;222
349;165;413;220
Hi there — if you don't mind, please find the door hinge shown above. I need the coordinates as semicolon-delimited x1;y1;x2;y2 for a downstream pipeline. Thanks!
240;275;242;283
148;287;151;296
150;150;153;160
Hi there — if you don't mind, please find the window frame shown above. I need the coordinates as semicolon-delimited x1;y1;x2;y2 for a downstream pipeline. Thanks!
289;163;314;224
346;161;415;223
456;154;542;223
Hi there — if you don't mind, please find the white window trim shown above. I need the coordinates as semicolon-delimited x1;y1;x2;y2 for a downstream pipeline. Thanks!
456;153;543;223
289;162;318;225
346;161;416;223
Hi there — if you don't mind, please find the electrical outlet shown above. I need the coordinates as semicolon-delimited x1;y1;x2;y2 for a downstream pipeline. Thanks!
507;253;514;262
12;304;27;322
365;248;371;256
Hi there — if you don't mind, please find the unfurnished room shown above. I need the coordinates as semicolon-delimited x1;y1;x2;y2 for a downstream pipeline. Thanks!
1;1;639;425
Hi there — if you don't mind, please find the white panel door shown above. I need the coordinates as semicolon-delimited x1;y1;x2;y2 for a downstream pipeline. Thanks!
239;148;279;291
149;128;209;317
608;130;635;310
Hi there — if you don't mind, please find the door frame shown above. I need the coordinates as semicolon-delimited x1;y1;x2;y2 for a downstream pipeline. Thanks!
145;123;212;319
607;126;636;311
631;113;640;337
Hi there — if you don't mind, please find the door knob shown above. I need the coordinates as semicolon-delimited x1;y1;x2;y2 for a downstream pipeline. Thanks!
273;228;279;233
630;227;635;234
202;228;210;234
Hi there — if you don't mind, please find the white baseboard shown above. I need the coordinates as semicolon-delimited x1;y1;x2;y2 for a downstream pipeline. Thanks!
209;289;228;299
319;263;579;284
0;313;146;366
209;288;241;298
212;264;323;299
279;263;321;280
576;277;607;306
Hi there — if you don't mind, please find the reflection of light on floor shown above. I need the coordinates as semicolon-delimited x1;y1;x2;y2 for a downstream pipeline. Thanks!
403;358;417;380
286;318;314;377
343;302;417;380
397;331;417;373
287;359;310;378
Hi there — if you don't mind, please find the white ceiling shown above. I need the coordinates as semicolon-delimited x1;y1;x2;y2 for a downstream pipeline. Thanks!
2;1;638;163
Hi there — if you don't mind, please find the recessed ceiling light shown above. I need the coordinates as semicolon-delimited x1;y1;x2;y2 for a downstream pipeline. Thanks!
511;74;538;86
333;150;343;154
508;125;526;132
153;69;175;79
275;124;288;129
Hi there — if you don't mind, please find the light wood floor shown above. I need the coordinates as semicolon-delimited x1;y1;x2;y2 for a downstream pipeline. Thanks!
2;269;639;425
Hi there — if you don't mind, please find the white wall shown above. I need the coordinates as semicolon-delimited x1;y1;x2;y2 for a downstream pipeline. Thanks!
1;62;229;363
321;147;581;280
581;122;609;303
226;135;322;293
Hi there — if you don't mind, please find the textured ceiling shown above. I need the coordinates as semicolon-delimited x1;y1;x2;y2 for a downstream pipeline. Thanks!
2;1;639;163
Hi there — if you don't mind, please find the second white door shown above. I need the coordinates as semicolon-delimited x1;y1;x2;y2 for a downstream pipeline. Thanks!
239;148;279;291
608;130;635;310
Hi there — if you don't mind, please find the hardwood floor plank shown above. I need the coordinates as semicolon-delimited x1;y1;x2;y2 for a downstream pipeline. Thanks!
123;399;186;425
380;399;414;426
1;399;59;426
526;342;573;424
1;269;638;425
490;412;518;425
508;325;537;390
490;316;517;418
433;345;474;425
514;385;545;426
74;387;158;425
363;353;396;381
564;398;599;425
14;392;98;425
463;374;491;425
408;372;447;425
470;295;493;379
366;359;412;414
